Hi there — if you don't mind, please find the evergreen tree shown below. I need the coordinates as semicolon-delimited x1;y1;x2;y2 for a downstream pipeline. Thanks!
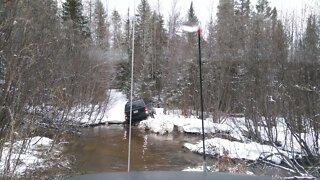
134;0;152;96
234;0;251;53
163;0;184;108
294;15;319;96
216;0;234;62
256;0;272;16
215;0;237;112
124;9;132;58
139;11;167;98
242;0;285;139
111;9;122;50
185;2;198;45
114;9;131;97
302;15;319;65
93;0;108;49
135;0;151;65
62;0;90;37
152;13;167;99
186;2;198;24
235;0;251;17
283;14;320;159
178;2;201;114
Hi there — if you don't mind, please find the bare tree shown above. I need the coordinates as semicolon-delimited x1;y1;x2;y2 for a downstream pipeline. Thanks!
0;0;112;178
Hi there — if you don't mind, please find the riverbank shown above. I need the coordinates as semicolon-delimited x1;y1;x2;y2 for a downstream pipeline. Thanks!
137;108;317;179
69;90;317;179
1;90;317;179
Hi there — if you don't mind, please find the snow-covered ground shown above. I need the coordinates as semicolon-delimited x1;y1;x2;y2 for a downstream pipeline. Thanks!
103;89;127;124
75;90;318;169
3;90;316;177
139;113;285;163
138;108;233;135
73;89;127;125
0;136;63;176
139;113;315;165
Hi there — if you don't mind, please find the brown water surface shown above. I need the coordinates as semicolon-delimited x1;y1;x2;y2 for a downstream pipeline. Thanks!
64;125;204;174
64;125;293;178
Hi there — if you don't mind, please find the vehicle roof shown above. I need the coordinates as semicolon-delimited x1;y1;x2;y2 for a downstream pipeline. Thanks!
126;98;153;104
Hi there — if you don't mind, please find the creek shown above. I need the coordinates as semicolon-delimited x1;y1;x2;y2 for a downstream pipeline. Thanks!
63;125;292;178
64;125;206;174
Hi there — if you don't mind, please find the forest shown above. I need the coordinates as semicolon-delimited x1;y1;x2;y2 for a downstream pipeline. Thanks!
0;0;319;178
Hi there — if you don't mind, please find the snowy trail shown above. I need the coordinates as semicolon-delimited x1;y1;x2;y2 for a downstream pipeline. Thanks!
103;89;127;124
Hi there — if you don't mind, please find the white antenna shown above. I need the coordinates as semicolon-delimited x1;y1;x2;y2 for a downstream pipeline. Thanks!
127;0;135;172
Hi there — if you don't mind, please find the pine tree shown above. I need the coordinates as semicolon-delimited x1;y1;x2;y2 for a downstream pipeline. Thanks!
111;9;122;50
232;0;251;113
152;13;167;99
135;0;152;96
62;0;90;37
114;9;131;97
135;0;152;61
215;0;237;112
216;0;234;62
164;0;184;108
186;2;198;24
124;9;132;58
185;2;198;45
178;2;201;114
284;14;320;157
256;0;272;16
242;0;285;139
302;15;319;65
93;0;108;49
139;11;167;98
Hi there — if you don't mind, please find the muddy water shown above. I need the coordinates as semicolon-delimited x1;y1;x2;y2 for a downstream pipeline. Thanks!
64;125;206;174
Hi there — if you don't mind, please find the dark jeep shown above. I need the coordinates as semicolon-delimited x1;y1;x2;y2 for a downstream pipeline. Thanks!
124;98;155;124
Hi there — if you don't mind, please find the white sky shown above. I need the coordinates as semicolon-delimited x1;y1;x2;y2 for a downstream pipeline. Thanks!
104;0;316;26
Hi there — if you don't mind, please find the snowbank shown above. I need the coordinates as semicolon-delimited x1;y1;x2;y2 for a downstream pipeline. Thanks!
139;117;175;135
139;112;236;136
103;89;127;124
0;136;58;176
182;120;232;134
138;113;319;168
69;89;319;173
74;89;127;125
184;138;286;164
139;111;201;134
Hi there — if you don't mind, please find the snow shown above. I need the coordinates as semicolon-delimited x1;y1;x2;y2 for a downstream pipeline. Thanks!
139;109;234;135
181;25;200;33
184;138;284;164
103;89;127;124
71;89;319;173
74;89;127;125
183;120;232;134
0;136;57;176
139;117;174;135
2;89;318;178
182;166;255;176
182;166;212;172
137;111;319;167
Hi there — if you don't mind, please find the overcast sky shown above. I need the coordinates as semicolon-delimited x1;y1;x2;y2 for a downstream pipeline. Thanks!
104;0;316;26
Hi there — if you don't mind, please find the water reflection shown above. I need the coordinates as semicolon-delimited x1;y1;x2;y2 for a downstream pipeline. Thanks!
142;135;148;157
64;125;204;175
